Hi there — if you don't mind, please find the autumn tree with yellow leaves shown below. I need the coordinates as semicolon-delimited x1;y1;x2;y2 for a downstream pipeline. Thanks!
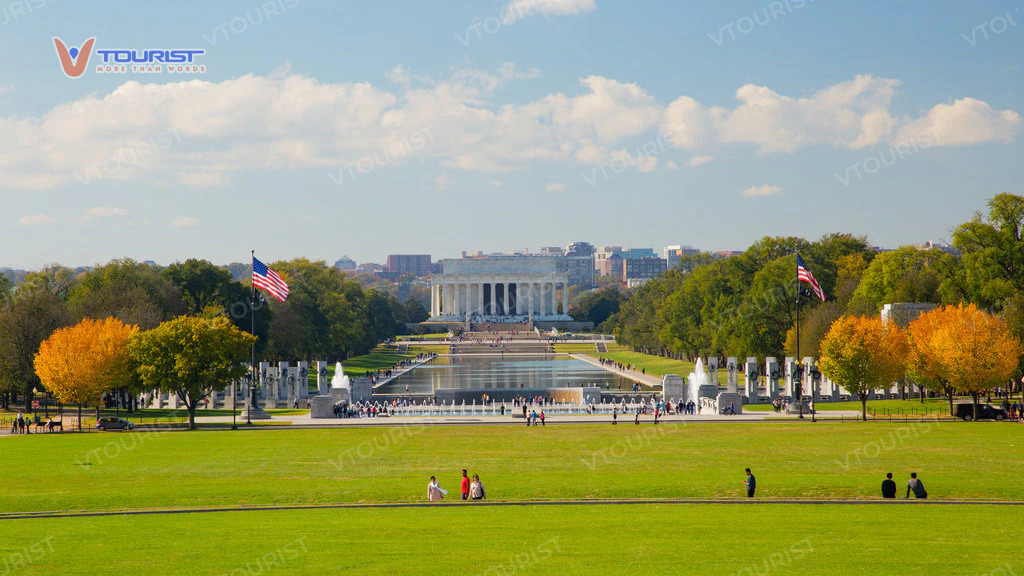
908;304;1021;420
818;316;908;421
34;317;139;430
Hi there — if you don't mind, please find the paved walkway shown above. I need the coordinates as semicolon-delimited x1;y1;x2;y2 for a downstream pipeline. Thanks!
3;497;1019;521
569;353;662;387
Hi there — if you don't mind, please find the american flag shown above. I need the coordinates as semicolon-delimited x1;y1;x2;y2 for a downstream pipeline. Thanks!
252;257;289;302
797;255;826;302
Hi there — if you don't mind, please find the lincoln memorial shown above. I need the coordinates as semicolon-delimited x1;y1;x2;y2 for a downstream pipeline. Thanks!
429;256;572;321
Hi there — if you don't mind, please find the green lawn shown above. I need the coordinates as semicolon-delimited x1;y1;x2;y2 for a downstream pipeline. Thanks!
396;333;449;340
1;422;1021;515
744;398;956;415
593;344;730;384
339;349;416;376
552;343;599;353
0;504;1016;575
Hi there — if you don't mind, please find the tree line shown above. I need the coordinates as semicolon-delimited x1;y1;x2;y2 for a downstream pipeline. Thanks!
0;258;427;412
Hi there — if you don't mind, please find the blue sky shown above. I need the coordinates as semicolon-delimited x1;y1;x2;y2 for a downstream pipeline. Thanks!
1;0;1021;268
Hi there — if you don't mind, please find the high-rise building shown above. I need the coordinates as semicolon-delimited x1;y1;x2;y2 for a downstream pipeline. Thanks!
594;246;623;274
334;256;356;271
565;241;595;257
385;254;432;278
623;257;667;285
663;245;699;269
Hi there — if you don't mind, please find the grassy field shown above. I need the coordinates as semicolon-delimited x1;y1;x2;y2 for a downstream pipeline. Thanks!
1;422;1021;514
0;504;1016;575
552;343;600;353
744;398;955;414
592;343;730;384
396;333;449;340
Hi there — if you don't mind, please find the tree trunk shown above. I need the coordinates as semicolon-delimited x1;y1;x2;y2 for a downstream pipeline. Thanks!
23;387;33;414
946;387;955;416
860;394;868;422
972;392;980;421
185;393;197;430
77;403;83;431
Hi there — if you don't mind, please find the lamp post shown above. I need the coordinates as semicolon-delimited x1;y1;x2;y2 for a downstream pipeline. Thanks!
809;365;821;422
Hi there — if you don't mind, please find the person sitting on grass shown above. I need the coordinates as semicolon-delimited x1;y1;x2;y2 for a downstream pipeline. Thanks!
906;472;927;499
881;473;897;499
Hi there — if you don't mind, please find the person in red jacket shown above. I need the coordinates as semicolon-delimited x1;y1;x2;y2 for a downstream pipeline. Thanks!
461;469;470;501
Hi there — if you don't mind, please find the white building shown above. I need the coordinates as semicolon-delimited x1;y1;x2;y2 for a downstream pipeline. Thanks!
429;256;572;321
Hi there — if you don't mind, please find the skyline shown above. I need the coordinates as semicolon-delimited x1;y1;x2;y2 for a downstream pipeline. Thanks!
1;0;1021;268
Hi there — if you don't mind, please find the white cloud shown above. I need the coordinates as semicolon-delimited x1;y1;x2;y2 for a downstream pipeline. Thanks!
686;155;714;167
0;85;10;96
73;206;128;223
487;178;504;187
504;0;596;22
546;182;566;192
665;161;679;170
894;97;1021;147
0;70;1017;191
715;75;902;153
384;65;410;86
742;184;781;197
170;217;200;228
435;172;454;192
18;214;58;226
177;171;227;188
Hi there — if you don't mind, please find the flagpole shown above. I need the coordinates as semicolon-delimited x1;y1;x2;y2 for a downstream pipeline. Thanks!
794;254;803;419
248;249;257;426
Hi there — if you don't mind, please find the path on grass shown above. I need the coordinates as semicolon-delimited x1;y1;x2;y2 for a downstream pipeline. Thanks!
3;498;1021;521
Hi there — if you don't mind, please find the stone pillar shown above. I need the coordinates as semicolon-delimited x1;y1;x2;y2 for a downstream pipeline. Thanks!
765;357;779;398
784;357;796;399
296;362;309;400
706;357;719;388
550;282;557;317
525;282;532;315
317;361;330;395
478;283;484;316
562;282;569;317
433;284;440;316
505;283;513;315
465;283;472;316
662;374;684;404
726;357;738;393
744;357;759;400
803;357;816;401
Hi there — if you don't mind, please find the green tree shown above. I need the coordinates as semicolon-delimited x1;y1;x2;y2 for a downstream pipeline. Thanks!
952;192;1024;309
69;259;184;329
569;287;623;329
0;289;73;411
129;316;255;429
847;247;960;315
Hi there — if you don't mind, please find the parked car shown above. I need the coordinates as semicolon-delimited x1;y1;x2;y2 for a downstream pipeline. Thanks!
954;403;1007;421
96;417;135;431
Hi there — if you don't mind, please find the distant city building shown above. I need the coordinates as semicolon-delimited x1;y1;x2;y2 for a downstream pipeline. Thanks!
881;303;937;328
430;256;571;321
594;246;623;274
915;240;960;256
713;250;743;259
565;241;595;257
663;245;699;269
600;254;624;278
557;254;596;288
334;256;357;271
539;246;564;256
623;257;667;284
622;248;657;260
356;262;384;274
385;254;432;278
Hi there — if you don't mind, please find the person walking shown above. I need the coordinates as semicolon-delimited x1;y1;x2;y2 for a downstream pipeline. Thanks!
539;411;545;426
427;476;447;501
744;468;756;498
906;472;928;499
612;407;618;425
469;474;486;500
460;469;470;501
881;473;897;499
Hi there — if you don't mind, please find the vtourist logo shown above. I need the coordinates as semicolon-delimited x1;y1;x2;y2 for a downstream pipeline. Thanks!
52;36;207;78
52;37;94;78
